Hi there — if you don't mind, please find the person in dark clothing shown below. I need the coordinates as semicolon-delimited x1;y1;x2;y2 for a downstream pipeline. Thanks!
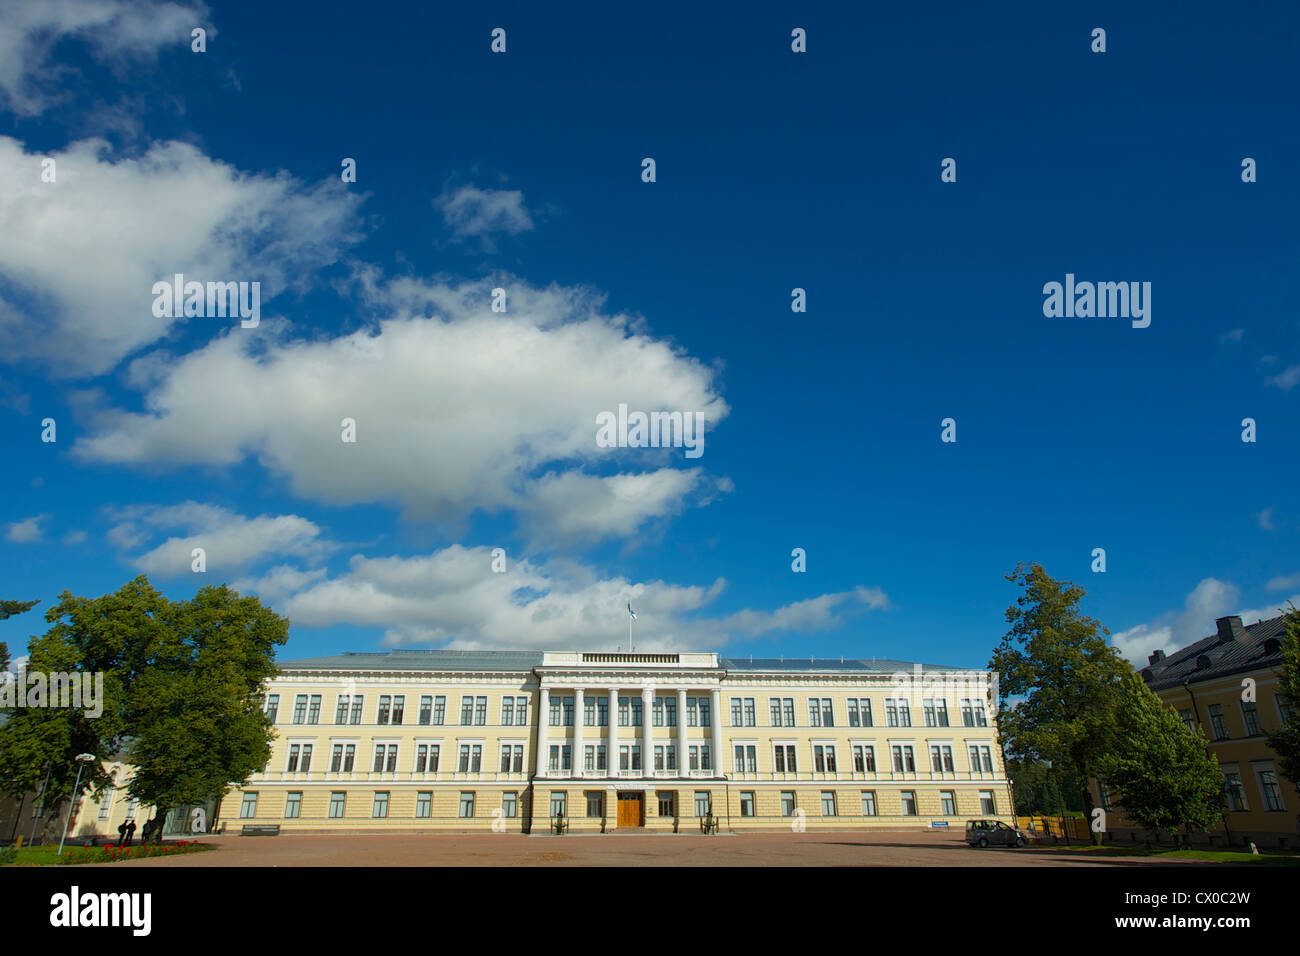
125;820;137;845
117;821;127;847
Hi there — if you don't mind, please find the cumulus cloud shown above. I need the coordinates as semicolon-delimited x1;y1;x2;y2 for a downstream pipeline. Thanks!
107;502;334;577
436;184;533;240
0;136;365;377
1257;508;1275;531
73;276;730;544
5;514;48;543
1110;577;1241;665
234;544;887;652
1266;364;1300;391
0;0;208;116
1266;573;1300;592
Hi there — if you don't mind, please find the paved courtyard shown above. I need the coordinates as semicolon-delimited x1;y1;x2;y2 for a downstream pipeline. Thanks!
110;829;1207;866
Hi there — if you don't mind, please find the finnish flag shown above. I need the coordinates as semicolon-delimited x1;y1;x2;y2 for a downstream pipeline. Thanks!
627;603;637;620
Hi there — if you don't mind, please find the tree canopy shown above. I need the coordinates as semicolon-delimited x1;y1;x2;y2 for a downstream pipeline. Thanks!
1266;603;1300;796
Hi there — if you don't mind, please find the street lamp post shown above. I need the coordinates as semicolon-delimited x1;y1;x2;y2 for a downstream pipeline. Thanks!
58;753;97;856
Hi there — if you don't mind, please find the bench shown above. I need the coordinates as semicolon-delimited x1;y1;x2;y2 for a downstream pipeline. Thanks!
241;824;281;836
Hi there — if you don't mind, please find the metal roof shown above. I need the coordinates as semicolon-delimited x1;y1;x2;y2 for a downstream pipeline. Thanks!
1142;613;1291;691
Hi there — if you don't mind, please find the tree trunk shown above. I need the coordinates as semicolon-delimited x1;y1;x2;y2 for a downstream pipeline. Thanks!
148;807;168;843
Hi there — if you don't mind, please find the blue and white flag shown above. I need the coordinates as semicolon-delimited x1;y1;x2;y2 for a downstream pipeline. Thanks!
627;603;637;620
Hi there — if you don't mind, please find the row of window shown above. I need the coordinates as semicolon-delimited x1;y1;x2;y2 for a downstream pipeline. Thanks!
264;693;991;730
1179;697;1295;743
278;739;998;777
238;788;1000;821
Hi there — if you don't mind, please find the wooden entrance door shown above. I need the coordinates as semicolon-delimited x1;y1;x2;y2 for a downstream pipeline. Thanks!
616;792;643;827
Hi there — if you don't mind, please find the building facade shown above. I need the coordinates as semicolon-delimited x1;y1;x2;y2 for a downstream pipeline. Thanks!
227;649;1012;834
1097;614;1299;848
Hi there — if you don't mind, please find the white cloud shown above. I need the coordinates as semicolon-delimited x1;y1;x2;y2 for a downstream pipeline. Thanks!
74;276;729;543
0;136;364;377
1266;573;1300;592
1257;508;1275;531
63;529;88;545
0;0;209;116
1266;364;1300;391
436;184;533;240
1111;577;1240;665
1219;328;1244;343
237;544;888;652
1236;594;1300;628
107;502;334;577
5;514;48;543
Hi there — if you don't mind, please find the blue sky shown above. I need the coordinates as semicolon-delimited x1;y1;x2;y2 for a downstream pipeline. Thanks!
1;0;1296;671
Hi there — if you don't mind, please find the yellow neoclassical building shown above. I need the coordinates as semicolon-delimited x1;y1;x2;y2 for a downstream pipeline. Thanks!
224;649;1012;834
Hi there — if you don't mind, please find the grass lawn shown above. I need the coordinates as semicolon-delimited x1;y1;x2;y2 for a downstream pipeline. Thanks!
4;841;214;865
1047;844;1300;865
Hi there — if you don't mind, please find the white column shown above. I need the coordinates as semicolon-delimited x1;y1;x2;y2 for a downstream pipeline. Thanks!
676;688;688;778
608;687;619;778
642;686;655;779
709;687;722;778
573;687;584;778
536;686;550;778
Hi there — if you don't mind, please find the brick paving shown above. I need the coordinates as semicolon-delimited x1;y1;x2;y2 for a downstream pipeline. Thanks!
109;829;1200;866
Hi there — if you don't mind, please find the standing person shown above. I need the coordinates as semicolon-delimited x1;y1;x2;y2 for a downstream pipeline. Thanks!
116;821;127;847
125;819;137;845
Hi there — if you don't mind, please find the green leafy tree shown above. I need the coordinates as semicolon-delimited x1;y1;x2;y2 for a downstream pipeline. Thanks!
1100;671;1225;839
0;598;40;673
1266;603;1300;796
0;577;287;842
990;563;1132;842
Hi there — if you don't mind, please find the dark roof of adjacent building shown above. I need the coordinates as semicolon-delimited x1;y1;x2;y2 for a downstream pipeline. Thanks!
1141;614;1292;692
276;649;981;675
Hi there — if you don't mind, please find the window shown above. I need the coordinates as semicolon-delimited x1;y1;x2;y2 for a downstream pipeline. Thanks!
780;791;796;816
1257;768;1285;811
701;744;711;772
731;697;742;726
350;695;364;725
821;791;837;816
847;698;873;727
329;792;346;818
433;696;446;725
1223;771;1247;811
980;790;996;814
300;744;313;773
1279;694;1297;726
940;790;956;815
240;792;258;818
770;698;783;726
459;792;475;818
377;695;391;725
585;696;597;727
814;744;837;773
923;699;949;727
632;745;641;772
343;744;355;772
1208;704;1229;740
331;744;343;772
886;699;911;727
782;698;795;727
586;793;603;818
731;697;756;727
700;697;711;727
501;745;514;773
860;791;877;816
1179;708;1197;733
620;746;630;772
665;697;677;727
852;744;876;772
502;792;517;818
961;698;989;727
462;696;475;725
655;697;665;727
619;696;630;727
597;745;607;772
655;745;665;772
733;744;757;774
335;696;350;724
372;744;396;773
585;745;596;773
891;745;915;773
689;746;698;771
665;745;675;772
502;697;514;726
686;697;698;726
390;696;404;725
659;793;675;817
930;744;954;773
695;791;712;817
475;696;487;726
562;696;574;727
419;695;433;725
307;695;321;724
415;791;431;818
292;695;308;724
98;785;114;820
969;744;993;773
740;792;755;817
551;792;567;818
458;744;482;773
285;792;301;818
511;745;523;772
901;790;917;816
373;792;389;818
264;694;279;723
597;697;609;727
809;698;832;727
1241;701;1261;737
415;744;439;773
631;698;643;727
287;743;312;773
774;744;797;773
